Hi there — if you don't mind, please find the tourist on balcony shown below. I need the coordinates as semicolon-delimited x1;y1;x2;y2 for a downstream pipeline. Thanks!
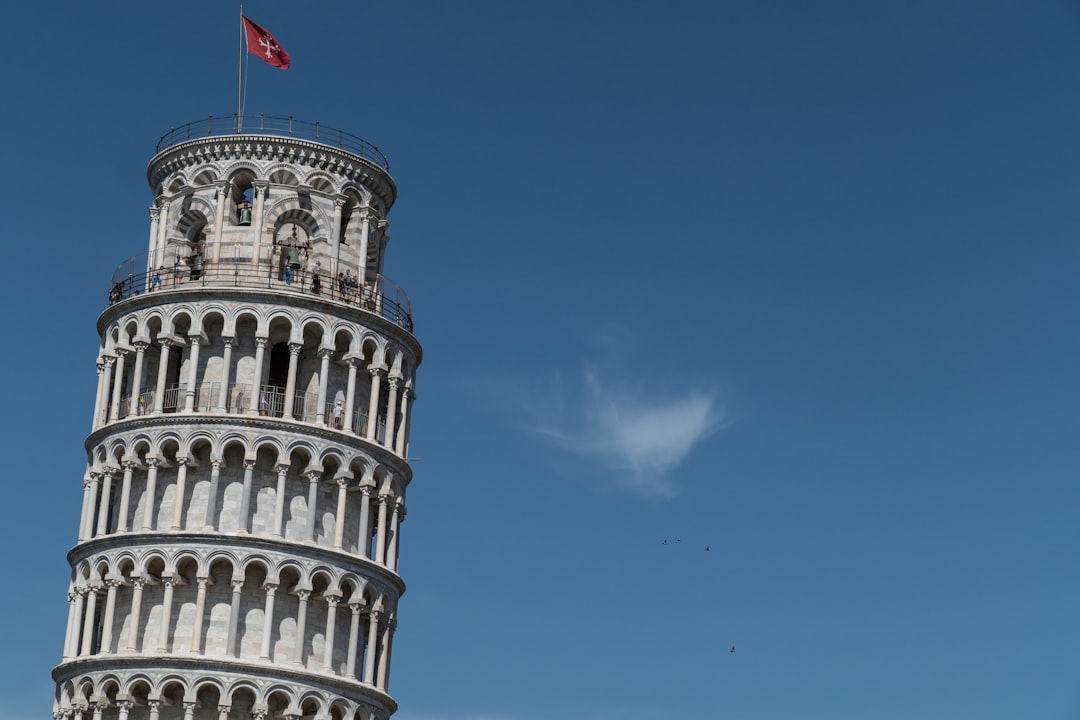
174;256;188;284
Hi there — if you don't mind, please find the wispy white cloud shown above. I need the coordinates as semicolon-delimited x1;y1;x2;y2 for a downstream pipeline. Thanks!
526;366;725;498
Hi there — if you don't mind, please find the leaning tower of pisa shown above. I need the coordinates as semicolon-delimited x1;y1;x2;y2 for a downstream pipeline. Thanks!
52;116;421;720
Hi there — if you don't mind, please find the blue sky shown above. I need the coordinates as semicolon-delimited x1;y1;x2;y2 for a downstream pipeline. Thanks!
6;0;1080;718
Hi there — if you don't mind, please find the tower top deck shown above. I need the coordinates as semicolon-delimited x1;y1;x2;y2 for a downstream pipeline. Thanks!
154;114;390;171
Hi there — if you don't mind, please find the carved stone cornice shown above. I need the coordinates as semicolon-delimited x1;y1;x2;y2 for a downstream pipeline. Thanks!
149;136;396;210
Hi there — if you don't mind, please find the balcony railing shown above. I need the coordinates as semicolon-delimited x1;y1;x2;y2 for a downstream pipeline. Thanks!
155;115;390;171
107;254;413;333
116;383;388;445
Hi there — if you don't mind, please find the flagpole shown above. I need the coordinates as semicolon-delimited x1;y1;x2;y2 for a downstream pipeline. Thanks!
237;4;244;132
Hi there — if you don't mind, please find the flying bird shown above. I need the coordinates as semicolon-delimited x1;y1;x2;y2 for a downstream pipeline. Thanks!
705;546;710;551
730;645;736;653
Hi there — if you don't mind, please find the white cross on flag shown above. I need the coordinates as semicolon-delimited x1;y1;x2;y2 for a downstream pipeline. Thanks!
243;16;290;69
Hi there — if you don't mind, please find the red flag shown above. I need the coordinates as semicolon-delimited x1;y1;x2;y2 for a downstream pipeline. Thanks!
243;16;290;69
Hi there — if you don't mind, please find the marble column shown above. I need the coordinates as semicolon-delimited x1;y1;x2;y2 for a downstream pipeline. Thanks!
157;576;175;652
153;339;173;414
226;579;244;657
383;377;399;450
374;495;389;565
343;356;359;432
345;602;362;678
386;501;403;572
99;578;121;653
80;585;99;656
273;464;289;537
238;459;256;533
204;459;223;530
116;460;136;533
365;368;384;440
95;469;115;538
216;337;234;412
183;336;201;412
356;486;372;559
363;610;380;684
292;589;310;665
249;337;267;417
99;357;116;423
109;349;128;421
259;583;278;660
316;348;332;425
126;578;145;653
283;342;301;419
333;477;349;549
130;341;148;414
321;596;339;672
142;458;160;531
190;577;209;654
306;471;321;543
170;457;189;531
395;386;413;456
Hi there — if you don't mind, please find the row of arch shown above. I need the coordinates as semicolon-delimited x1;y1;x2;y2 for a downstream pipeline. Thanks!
81;429;408;566
64;546;397;689
56;671;390;720
95;299;418;458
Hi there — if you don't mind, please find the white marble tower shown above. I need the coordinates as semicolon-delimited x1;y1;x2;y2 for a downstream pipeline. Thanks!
52;116;421;720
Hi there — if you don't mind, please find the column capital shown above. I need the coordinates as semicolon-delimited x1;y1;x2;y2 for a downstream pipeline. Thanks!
157;337;173;349
369;365;387;378
255;336;268;349
318;347;334;360
244;459;257;470
148;205;162;222
231;580;245;592
133;340;150;352
222;336;235;348
263;582;279;595
288;341;302;355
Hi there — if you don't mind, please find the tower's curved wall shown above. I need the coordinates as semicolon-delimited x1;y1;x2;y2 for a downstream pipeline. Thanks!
53;122;421;720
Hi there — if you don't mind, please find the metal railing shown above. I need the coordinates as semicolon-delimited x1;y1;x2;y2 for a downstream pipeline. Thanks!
112;383;389;444
107;253;413;333
155;115;390;171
